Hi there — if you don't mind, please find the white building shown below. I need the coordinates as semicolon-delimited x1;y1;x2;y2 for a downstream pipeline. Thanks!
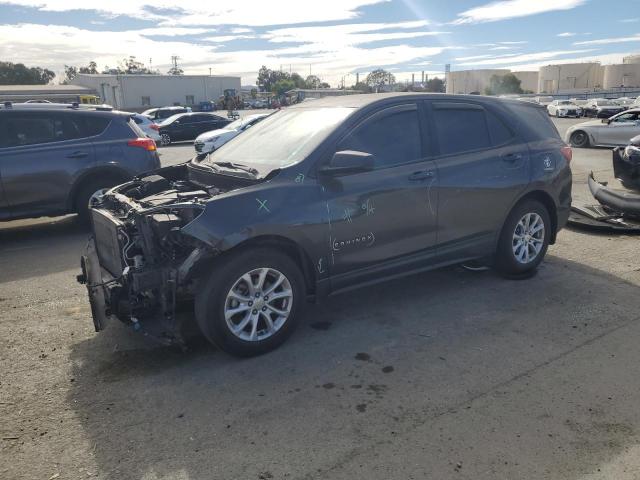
74;74;241;111
537;63;603;93
446;69;510;94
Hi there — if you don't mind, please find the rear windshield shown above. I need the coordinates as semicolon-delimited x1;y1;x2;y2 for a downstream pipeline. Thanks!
508;104;560;140
127;117;147;138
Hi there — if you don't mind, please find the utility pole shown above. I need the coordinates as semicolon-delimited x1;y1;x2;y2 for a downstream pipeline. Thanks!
209;67;212;76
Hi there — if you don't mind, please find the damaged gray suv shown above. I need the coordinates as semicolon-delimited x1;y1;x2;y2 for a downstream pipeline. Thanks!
78;93;572;357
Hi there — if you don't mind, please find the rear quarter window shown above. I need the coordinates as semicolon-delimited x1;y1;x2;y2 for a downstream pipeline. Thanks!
77;115;111;137
433;105;491;155
509;104;560;140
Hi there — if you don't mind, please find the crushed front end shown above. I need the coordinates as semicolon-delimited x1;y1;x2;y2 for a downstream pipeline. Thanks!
77;168;221;344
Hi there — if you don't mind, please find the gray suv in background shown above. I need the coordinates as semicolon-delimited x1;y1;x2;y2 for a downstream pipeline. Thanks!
0;103;160;222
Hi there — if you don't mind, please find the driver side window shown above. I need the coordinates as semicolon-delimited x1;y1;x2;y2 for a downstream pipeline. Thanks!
338;104;422;169
613;113;638;123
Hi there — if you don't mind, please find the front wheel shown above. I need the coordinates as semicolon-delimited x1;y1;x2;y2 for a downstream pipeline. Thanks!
494;199;551;277
195;248;305;357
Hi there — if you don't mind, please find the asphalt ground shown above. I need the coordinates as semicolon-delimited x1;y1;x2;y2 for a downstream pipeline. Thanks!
2;115;640;480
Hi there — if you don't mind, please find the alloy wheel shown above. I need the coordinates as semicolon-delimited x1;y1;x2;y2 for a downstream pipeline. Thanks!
224;268;293;341
512;213;545;264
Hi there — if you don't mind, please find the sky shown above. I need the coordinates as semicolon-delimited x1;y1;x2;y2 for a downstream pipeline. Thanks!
0;0;639;86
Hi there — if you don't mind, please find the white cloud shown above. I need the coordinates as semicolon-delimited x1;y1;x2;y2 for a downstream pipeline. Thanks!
620;18;640;23
0;0;390;26
574;35;640;46
557;32;576;37
0;22;446;86
457;49;595;66
453;0;586;25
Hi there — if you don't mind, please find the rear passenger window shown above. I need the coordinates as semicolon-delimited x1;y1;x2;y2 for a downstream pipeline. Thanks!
486;110;514;146
433;105;490;155
339;104;421;169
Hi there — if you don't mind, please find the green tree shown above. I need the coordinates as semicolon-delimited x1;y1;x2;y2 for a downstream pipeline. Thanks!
290;72;306;89
365;68;395;91
0;61;55;85
351;81;372;93
63;61;98;83
305;75;322;89
485;73;523;95
272;78;296;95
425;77;445;93
250;88;257;99
319;81;330;88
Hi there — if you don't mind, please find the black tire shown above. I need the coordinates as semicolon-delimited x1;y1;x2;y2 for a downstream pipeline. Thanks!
75;177;121;223
570;130;589;148
195;248;305;357
494;199;551;277
161;133;171;146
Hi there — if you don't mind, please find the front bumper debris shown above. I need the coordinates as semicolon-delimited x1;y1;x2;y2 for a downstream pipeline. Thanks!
78;237;110;332
567;172;640;232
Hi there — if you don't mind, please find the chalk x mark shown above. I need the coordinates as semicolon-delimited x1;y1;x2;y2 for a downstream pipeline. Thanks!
256;198;270;213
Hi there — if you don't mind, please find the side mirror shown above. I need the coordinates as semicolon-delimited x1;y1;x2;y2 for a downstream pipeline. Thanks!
319;150;374;176
602;118;611;124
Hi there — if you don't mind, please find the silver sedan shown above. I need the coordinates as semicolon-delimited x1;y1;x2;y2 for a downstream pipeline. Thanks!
565;108;640;148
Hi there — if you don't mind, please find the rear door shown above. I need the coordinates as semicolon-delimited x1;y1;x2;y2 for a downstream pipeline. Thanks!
0;110;96;218
430;101;529;257
322;102;439;287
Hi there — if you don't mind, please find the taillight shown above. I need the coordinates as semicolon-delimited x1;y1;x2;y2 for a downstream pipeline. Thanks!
127;137;157;151
150;124;160;131
560;145;572;164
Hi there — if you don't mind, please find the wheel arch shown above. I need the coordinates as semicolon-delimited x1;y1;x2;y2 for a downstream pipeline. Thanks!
200;234;318;298
510;190;558;244
67;166;131;212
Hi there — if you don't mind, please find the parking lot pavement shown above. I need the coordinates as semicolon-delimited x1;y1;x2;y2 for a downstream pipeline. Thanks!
3;116;640;480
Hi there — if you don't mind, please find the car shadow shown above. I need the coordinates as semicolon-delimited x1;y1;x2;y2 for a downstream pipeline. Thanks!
0;214;87;283
66;255;640;479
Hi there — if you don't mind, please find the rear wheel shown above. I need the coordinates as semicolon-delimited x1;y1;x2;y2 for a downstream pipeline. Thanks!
494;199;551;277
75;177;121;223
161;133;171;146
570;130;589;148
195;248;305;357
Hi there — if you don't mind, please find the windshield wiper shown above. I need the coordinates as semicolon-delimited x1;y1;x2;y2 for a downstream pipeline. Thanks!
211;161;259;176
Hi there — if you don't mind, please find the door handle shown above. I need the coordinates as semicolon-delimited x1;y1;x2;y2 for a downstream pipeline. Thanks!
409;170;434;181
501;153;522;163
66;151;89;159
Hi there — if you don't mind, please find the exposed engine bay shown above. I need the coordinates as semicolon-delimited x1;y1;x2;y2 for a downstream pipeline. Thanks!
78;163;257;344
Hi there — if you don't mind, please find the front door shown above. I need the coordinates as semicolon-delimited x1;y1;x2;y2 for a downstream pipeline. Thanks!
430;101;529;258
604;112;640;145
321;102;439;288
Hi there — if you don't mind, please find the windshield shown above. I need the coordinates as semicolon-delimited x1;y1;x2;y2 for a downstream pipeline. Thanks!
596;100;614;106
141;108;156;116
204;107;353;169
558;101;573;105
